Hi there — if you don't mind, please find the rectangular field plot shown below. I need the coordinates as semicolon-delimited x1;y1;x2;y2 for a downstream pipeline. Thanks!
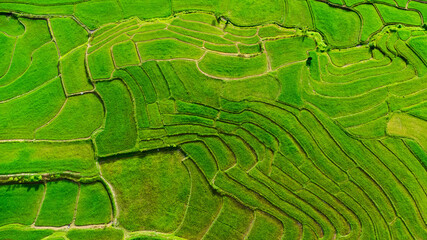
74;182;113;226
0;141;96;176
100;149;190;232
35;180;79;227
0;183;44;226
0;225;53;240
67;228;123;240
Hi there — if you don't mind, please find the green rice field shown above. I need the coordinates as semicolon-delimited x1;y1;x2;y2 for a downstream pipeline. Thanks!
0;0;427;239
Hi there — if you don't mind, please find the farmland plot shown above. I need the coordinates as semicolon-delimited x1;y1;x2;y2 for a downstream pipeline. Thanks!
0;0;427;239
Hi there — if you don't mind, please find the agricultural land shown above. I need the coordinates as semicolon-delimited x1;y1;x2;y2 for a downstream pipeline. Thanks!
0;0;427;239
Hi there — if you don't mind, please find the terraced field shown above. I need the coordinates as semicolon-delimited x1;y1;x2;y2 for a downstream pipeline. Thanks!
1;0;427;239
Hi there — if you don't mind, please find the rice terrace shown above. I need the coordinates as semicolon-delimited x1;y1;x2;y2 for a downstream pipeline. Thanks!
1;0;427;239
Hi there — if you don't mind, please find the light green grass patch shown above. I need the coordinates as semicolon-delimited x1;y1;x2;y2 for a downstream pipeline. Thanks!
328;46;371;67
198;52;267;78
121;0;171;19
276;62;304;107
74;0;123;30
284;0;314;28
87;45;115;80
265;37;315;69
258;25;295;38
224;24;257;37
0;77;65;139
0;225;53;240
181;142;218;181
169;60;222;107
355;4;383;41
172;0;219;12
0;15;25;36
75;182;112;226
133;29;204;47
376;4;421;25
179;12;217;25
0;140;97;175
50;17;88;56
387;113;427;152
0;17;51;86
205;42;238;53
408;1;427;23
137;39;204;61
408;35;427;64
246;211;283;240
238;43;261;54
171;18;223;35
225;0;284;25
175;159;222;239
112;40;140;67
222;75;280;101
35;180;78;227
203;197;253;239
67;228;123;240
35;93;104;140
0;3;73;15
94;80;137;156
310;0;361;47
101;150;190;232
61;45;93;94
0;184;44;226
0;41;58;102
0;34;15;78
